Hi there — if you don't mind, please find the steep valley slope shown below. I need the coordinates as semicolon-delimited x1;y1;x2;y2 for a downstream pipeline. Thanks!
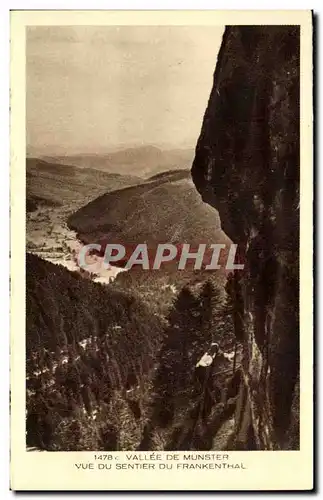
26;253;240;451
67;169;232;305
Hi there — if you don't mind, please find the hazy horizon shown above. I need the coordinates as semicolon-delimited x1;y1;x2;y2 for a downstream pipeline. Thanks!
26;142;196;158
26;26;224;156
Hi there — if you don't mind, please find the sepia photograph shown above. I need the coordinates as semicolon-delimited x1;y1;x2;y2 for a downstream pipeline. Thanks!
10;9;313;491
25;22;301;453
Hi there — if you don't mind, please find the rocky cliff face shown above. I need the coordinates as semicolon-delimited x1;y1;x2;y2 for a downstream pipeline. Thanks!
191;26;300;450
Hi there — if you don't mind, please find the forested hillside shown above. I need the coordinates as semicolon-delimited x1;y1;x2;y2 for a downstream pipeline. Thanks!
26;253;240;451
26;253;163;450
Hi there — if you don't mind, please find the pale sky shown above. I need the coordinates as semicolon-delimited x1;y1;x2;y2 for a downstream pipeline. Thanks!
26;26;224;155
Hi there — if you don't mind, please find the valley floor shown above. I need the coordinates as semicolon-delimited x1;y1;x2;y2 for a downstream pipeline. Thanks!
27;203;124;283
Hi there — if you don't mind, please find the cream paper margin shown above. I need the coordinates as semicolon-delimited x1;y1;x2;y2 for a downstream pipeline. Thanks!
10;10;313;491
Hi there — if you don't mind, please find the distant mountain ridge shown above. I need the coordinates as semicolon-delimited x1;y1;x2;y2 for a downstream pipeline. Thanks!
40;145;195;178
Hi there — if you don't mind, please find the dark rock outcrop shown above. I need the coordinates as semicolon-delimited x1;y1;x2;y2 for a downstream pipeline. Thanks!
191;26;300;450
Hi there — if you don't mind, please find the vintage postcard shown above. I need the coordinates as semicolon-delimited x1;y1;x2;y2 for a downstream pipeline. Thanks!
10;10;313;491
